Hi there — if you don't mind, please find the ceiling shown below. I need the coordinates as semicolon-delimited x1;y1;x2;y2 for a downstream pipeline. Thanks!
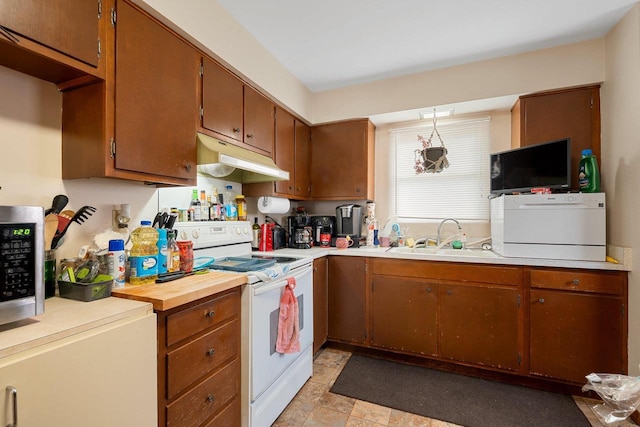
216;0;637;123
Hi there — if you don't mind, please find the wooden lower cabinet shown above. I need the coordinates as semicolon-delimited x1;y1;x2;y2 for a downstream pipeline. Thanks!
328;256;368;344
313;256;328;354
370;276;437;356
439;283;520;370
326;257;628;387
529;268;627;384
157;288;241;427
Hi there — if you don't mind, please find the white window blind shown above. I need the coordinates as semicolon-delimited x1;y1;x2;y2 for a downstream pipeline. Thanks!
391;117;491;220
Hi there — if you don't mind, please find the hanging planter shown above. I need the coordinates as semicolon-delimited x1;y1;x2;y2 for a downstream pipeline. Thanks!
414;113;450;174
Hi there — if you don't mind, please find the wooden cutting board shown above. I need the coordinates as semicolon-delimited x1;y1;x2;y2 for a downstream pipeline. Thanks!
111;270;247;311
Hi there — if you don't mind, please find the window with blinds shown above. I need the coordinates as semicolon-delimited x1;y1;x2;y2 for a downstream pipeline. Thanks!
391;117;491;220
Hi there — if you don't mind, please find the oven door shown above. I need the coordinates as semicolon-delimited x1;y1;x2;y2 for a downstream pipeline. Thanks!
250;264;313;401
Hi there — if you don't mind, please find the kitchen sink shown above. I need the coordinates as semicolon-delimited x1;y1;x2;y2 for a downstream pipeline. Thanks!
389;247;500;258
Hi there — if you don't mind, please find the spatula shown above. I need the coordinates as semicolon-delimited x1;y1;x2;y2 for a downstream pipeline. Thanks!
57;210;75;234
44;214;58;251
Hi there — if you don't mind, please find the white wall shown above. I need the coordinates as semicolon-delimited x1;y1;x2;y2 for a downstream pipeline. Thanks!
602;3;640;376
312;39;605;123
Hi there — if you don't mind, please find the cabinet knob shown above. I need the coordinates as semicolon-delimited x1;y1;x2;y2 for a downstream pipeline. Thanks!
446;289;452;295
205;310;215;318
206;394;215;403
538;298;545;304
233;128;240;133
246;133;254;139
206;348;215;357
426;287;432;293
185;163;192;172
571;279;580;285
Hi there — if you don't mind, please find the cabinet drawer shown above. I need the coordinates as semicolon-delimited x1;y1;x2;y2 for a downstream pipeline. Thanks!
371;259;521;285
167;358;240;427
530;269;625;295
166;289;240;346
167;318;240;398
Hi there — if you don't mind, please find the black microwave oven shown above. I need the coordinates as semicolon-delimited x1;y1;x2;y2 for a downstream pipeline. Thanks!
0;206;45;326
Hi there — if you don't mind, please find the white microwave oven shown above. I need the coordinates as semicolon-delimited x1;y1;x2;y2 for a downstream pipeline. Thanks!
0;206;45;325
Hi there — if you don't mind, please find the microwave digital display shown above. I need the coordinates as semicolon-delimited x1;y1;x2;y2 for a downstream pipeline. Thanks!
1;222;36;301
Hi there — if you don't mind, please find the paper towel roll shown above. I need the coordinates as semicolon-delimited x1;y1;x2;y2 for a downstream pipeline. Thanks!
258;196;290;214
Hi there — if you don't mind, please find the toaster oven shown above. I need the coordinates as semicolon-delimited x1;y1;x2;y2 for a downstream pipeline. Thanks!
0;206;45;326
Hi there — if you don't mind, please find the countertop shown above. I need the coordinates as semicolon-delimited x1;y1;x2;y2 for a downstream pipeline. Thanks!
0;296;153;359
255;245;631;272
111;270;248;311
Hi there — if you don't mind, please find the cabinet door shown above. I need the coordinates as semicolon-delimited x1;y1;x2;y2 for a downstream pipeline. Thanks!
328;256;367;344
244;86;274;155
294;120;311;198
439;283;520;371
514;86;600;190
0;0;99;66
114;0;198;180
201;57;244;142
371;276;437;356
274;107;295;195
310;119;374;199
530;289;625;383
0;314;157;427
313;257;328;354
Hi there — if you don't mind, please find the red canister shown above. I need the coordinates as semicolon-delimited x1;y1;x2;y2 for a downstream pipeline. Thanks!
177;240;194;272
259;223;274;251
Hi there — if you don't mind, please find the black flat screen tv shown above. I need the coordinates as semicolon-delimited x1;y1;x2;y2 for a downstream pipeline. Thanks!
490;138;571;195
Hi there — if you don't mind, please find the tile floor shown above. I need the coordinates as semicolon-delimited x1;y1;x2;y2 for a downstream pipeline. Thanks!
273;348;637;427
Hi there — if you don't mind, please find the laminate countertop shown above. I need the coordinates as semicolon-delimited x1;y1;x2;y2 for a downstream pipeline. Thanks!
257;245;631;272
0;296;153;359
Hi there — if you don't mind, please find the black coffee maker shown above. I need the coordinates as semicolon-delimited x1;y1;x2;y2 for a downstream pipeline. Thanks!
287;209;314;249
336;204;362;247
310;215;337;247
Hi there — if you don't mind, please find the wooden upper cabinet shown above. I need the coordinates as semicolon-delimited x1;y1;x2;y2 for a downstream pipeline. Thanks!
201;57;244;143
511;85;601;190
61;0;198;186
244;85;275;155
201;57;274;156
113;0;198;181
274;107;296;195
294;120;311;198
310;119;375;200
0;0;105;84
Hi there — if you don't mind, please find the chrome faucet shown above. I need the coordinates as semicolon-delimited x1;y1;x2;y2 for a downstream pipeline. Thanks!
436;218;462;246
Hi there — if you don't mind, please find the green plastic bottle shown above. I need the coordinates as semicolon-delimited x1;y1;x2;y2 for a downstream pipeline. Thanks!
578;149;600;193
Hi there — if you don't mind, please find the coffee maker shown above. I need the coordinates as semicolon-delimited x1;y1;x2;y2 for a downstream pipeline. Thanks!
287;210;314;249
310;215;337;247
336;204;362;248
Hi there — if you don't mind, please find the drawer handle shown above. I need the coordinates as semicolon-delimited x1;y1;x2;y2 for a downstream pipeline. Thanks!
246;133;254;139
233;127;240;133
538;298;545;304
6;385;17;427
206;394;215;403
206;348;216;357
205;310;215;318
571;279;580;285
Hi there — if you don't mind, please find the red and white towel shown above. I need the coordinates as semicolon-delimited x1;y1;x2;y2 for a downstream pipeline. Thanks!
276;277;300;354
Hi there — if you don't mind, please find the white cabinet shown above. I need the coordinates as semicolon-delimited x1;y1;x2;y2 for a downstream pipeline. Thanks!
1;300;157;427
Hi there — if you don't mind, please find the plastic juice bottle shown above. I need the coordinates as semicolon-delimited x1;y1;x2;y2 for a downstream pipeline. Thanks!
128;220;159;285
578;149;601;193
156;228;168;275
236;195;247;221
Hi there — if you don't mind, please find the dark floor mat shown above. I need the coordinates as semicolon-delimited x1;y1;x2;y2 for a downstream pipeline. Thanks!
330;354;591;427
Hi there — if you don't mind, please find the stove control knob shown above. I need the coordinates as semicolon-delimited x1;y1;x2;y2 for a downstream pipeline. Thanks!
235;227;241;235
179;230;188;240
243;226;250;235
191;230;200;240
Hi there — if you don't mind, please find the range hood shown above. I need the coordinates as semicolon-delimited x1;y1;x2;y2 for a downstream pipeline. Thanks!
196;133;289;183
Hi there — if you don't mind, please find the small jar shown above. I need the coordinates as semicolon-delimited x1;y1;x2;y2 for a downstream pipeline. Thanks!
177;241;194;272
235;195;247;221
